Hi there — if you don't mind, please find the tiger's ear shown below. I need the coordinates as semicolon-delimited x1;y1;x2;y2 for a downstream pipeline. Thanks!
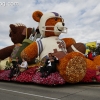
32;11;43;22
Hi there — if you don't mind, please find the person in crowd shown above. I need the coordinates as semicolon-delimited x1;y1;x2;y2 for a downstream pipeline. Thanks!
87;51;94;60
40;53;59;77
17;58;28;75
9;57;21;78
15;57;22;74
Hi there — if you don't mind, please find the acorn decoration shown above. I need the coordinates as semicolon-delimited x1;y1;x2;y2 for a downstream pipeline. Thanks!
57;52;87;83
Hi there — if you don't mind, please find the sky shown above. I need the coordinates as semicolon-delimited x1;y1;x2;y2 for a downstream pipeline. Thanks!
0;0;100;49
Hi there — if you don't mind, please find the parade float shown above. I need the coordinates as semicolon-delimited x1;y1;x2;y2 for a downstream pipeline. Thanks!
0;10;100;86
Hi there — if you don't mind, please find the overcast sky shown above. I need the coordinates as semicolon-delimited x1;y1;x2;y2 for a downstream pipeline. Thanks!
0;0;100;49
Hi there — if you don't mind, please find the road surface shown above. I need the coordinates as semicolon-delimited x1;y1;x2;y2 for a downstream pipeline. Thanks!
0;81;100;100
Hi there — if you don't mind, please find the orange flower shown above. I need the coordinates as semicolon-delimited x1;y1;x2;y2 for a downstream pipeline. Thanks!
21;42;38;61
62;38;76;48
86;58;96;70
93;55;100;67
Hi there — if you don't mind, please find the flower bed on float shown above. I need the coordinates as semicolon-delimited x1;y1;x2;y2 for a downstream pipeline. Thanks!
0;66;66;85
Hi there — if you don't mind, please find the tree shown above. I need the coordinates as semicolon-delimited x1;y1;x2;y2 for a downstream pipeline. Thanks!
87;45;96;52
95;44;100;55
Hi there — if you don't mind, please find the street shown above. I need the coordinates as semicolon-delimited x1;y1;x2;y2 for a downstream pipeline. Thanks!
0;81;100;100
